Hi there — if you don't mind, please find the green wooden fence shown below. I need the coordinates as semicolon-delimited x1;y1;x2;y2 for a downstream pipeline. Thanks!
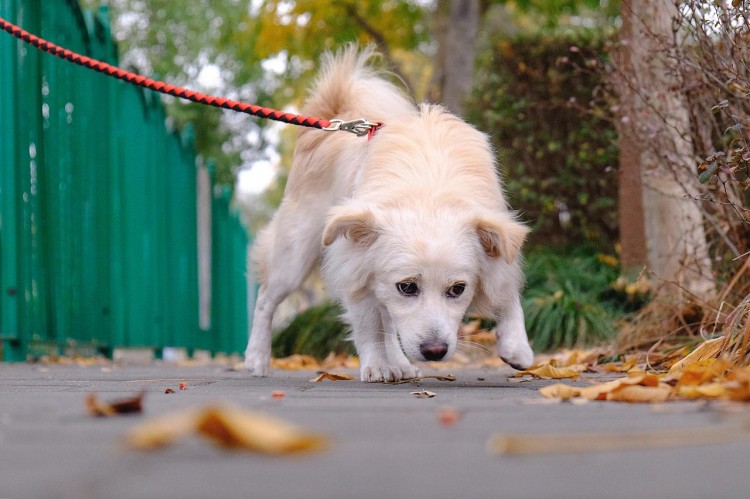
0;0;252;361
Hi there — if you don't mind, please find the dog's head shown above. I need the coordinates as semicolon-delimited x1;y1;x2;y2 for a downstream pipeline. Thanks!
322;204;528;362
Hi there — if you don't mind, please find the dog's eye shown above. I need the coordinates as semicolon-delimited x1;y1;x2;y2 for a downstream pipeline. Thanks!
446;282;466;298
396;280;419;297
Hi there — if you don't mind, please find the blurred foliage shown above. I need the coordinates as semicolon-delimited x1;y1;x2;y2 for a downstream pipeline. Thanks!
271;302;354;360
469;30;619;250
522;247;641;351
235;0;433;101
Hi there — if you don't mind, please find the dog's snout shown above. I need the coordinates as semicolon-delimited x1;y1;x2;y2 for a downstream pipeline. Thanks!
420;340;448;361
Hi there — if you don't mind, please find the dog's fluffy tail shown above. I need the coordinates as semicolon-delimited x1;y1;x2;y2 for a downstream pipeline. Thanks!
302;44;415;122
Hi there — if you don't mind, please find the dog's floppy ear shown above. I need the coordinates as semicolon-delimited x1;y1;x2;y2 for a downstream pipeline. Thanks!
475;214;529;263
322;206;380;247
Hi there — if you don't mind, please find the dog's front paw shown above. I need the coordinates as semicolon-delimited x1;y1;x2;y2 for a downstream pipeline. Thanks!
497;338;534;371
244;349;271;377
360;363;421;383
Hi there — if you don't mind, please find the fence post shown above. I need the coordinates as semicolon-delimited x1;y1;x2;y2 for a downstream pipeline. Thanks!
0;0;21;360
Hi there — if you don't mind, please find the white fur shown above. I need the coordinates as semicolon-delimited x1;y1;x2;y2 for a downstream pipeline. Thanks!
244;46;534;381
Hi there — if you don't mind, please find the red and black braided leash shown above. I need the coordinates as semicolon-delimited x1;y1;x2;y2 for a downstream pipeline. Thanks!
0;16;381;138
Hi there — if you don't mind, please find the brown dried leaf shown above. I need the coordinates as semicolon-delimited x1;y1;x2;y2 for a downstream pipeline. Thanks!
678;383;727;399
539;383;581;400
517;364;581;380
411;390;436;399
488;426;743;456
86;392;144;417
668;337;727;374
127;404;328;454
725;380;750;402
126;408;199;449
271;354;321;370
600;356;639;373
578;379;627;400
576;374;662;401
320;353;360;370
676;358;730;386
309;372;354;382
605;384;671;403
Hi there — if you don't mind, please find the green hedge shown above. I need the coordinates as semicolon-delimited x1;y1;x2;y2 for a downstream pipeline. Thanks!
469;31;618;249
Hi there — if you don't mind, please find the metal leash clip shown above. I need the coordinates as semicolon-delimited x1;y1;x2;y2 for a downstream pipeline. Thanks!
323;118;380;137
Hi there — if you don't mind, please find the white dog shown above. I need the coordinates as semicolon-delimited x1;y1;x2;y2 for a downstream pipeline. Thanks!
244;46;534;382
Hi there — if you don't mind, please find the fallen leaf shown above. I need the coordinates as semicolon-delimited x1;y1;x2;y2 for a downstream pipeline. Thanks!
165;388;175;394
438;407;461;426
675;358;730;386
126;408;199;449
320;352;360;370
86;392;145;417
668;336;727;374
488;426;744;456
411;390;436;399
516;364;581;380
605;384;671;403
725;380;750;402
127;404;328;454
578;379;626;400
309;372;354;382
539;383;581;400
600;356;638;373
678;383;727;399
271;354;321;370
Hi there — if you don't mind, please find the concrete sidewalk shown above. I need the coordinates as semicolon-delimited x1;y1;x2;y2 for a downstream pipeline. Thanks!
1;361;748;499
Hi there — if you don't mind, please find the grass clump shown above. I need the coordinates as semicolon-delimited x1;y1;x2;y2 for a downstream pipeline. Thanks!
271;302;353;360
523;247;643;351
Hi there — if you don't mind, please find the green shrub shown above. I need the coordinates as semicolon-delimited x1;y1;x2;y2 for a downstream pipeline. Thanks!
271;302;354;359
469;30;618;249
522;248;630;351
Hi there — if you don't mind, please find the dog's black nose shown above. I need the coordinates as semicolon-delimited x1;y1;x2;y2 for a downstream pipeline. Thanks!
420;341;448;361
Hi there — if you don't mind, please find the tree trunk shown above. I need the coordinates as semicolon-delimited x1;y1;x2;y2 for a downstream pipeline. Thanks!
616;0;714;299
428;0;480;116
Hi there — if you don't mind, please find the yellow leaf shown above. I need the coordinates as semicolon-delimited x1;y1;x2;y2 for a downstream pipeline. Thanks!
668;337;727;374
623;372;661;387
678;383;727;399
127;404;328;454
539;383;581;400
517;364;580;380
271;354;321;370
600;358;640;373
126;407;206;450
676;357;730;386
579;379;626;400
309;371;354;382
605;385;671;403
725;380;750;402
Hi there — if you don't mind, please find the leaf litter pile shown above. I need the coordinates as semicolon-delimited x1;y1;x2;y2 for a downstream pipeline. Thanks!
521;335;750;404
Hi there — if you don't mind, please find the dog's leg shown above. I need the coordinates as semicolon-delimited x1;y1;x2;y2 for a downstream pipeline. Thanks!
244;213;322;376
380;308;421;380
244;284;284;376
346;301;413;382
495;294;535;370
